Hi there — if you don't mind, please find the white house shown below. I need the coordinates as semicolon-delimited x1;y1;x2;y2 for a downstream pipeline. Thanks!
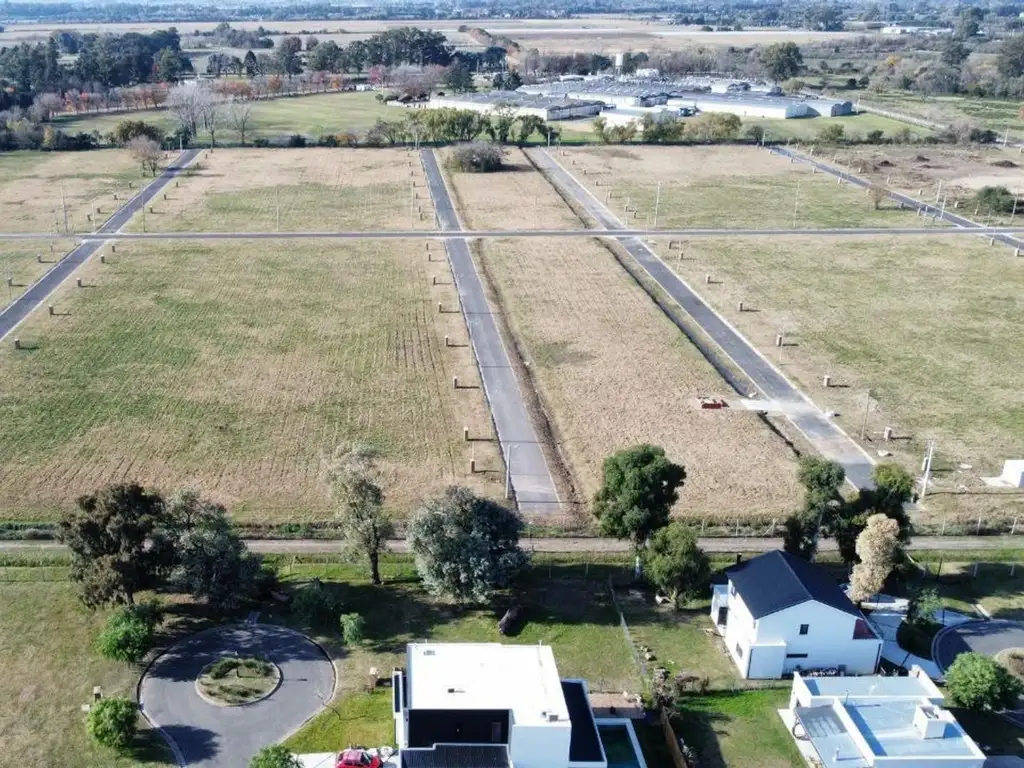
785;667;986;767
710;550;882;679
392;643;613;768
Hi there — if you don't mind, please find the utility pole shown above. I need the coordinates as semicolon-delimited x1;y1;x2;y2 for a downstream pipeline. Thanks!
140;165;146;233
859;389;872;440
652;182;662;229
1011;195;1019;226
920;440;936;500
276;186;281;232
60;184;69;235
792;178;801;229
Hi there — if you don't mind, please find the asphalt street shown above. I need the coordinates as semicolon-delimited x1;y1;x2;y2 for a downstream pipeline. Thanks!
0;148;200;343
419;148;561;513
2;535;1020;554
528;147;877;490
770;145;1024;251
139;624;334;768
933;619;1024;674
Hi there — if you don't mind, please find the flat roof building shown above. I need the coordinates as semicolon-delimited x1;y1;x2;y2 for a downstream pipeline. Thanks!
786;667;985;768
427;91;602;121
393;643;608;768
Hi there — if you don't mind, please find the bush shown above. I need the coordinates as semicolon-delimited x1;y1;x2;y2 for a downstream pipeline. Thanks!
946;652;1024;710
817;123;846;143
207;658;239;679
287;134;307;148
86;696;138;750
446;141;505;172
250;745;302;768
291;581;339;628
975;185;1018;215
340;612;365;645
253;137;270;148
96;604;160;663
317;134;339;147
866;129;885;143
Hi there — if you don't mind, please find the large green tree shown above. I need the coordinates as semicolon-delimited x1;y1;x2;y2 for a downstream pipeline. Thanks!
329;444;393;585
946;653;1024;710
57;483;170;607
997;35;1024;78
759;42;804;81
642;523;710;606
834;463;914;565
408;486;528;602
783;457;845;561
593;445;686;572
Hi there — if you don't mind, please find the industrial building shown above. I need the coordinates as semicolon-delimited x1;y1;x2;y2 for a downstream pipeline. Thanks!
518;82;671;108
426;91;602;121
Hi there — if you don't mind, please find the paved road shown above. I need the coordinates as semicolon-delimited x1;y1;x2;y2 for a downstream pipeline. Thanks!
0;149;200;343
528;147;877;490
3;535;1022;554
770;145;1024;252
3;224;1024;242
934;619;1024;674
139;623;334;768
419;149;560;513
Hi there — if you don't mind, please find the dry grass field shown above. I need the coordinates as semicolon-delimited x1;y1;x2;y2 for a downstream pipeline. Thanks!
0;151;140;234
445;149;802;520
653;234;1024;515
128;148;434;233
828;144;1024;205
0;239;77;309
561;145;929;229
0;237;499;522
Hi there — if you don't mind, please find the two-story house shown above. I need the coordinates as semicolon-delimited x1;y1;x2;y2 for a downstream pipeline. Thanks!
710;550;882;679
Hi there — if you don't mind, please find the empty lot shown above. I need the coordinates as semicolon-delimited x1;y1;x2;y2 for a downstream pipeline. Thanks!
126;147;434;233
0;239;77;309
445;149;801;520
0;151;140;234
657;233;1024;514
0;238;498;521
561;145;930;229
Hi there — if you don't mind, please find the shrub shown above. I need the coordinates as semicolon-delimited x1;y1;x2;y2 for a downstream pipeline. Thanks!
253;137;270;147
975;185;1017;215
866;129;885;143
291;581;339;628
86;696;138;750
207;658;239;679
946;652;1024;710
817;123;846;143
446;141;505;172
287;134;307;148
250;745;302;768
339;612;365;645
96;605;159;663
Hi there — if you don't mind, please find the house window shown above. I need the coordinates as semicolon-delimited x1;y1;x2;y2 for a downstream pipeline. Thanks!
735;642;744;659
799;624;809;636
786;653;809;659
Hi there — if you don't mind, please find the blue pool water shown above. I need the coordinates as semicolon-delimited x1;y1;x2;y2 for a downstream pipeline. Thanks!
598;724;644;768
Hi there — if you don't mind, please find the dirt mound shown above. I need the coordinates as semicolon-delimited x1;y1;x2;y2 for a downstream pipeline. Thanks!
991;159;1018;168
878;159;894;167
913;154;930;162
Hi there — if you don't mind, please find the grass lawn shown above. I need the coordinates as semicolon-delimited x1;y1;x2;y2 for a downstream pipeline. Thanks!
649;233;1024;521
913;562;1024;621
0;581;174;768
0;238;499;522
0;239;78;309
126;147;433;233
283;689;394;752
671;688;802;768
564;145;927;229
0;150;140;234
861;91;1024;140
52;93;397;142
744;112;933;142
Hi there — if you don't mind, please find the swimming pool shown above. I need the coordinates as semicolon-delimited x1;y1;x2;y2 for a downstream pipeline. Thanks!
597;722;647;768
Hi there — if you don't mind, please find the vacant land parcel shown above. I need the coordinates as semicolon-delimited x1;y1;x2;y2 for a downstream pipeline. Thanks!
445;148;801;520
0;237;498;521
561;145;929;230
654;233;1024;516
0;150;140;234
0;239;78;309
126;147;433;233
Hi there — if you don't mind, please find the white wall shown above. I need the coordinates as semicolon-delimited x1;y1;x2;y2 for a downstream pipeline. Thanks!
509;722;572;768
755;602;881;676
723;589;755;677
747;643;787;679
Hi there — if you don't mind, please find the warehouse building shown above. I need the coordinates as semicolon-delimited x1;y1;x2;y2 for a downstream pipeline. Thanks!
427;90;603;121
666;92;854;120
518;82;671;108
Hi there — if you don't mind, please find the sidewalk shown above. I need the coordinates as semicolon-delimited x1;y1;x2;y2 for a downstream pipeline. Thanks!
867;607;975;679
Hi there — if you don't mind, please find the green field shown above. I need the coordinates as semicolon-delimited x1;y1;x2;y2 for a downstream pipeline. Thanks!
53;92;396;142
0;238;498;522
745;112;933;141
862;91;1024;140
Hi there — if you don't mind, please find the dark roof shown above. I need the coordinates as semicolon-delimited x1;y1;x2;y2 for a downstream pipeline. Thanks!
561;681;604;763
727;550;861;620
400;745;510;768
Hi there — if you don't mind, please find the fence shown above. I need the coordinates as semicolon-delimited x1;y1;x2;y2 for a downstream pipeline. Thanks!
661;709;691;768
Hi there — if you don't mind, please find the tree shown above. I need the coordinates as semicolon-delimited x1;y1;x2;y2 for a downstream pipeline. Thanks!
127;136;162;175
167;84;200;139
682;112;741;140
170;495;259;607
997;35;1024;78
195;84;221;147
227;100;254;145
759;42;804;82
408;486;528;602
835;463;914;565
250;745;302;768
339;612;365;645
817;123;846;143
154;47;183;82
941;38;971;67
274;36;303;76
805;4;843;31
329;444;393;586
57;483;168;608
907;586;943;627
96;603;160;663
642;523;710;606
308;40;343;73
783;457;845;561
442;63;475;93
945;652;1024;710
849;514;900;602
111;119;164;146
243;50;259;78
593;445;686;572
86;697;138;750
447;141;505;172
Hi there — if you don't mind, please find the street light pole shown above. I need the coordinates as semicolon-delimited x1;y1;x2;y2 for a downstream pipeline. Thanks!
653;182;662;229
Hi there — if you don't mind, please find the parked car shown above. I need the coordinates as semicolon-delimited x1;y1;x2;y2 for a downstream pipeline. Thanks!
336;749;381;768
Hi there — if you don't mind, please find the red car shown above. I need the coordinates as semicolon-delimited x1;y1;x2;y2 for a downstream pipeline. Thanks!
336;749;382;768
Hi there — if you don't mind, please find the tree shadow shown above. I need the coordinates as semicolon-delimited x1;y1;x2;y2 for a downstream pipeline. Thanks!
159;724;219;762
670;696;735;768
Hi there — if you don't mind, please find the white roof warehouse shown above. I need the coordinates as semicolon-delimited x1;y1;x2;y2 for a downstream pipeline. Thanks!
426;91;603;121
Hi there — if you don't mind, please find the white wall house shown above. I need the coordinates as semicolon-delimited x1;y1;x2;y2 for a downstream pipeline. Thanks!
786;667;986;767
393;643;609;768
710;550;882;679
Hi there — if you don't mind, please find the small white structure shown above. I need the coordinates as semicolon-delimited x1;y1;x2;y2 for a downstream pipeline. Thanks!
393;643;610;768
786;667;986;767
600;107;676;133
984;459;1024;488
710;550;882;679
